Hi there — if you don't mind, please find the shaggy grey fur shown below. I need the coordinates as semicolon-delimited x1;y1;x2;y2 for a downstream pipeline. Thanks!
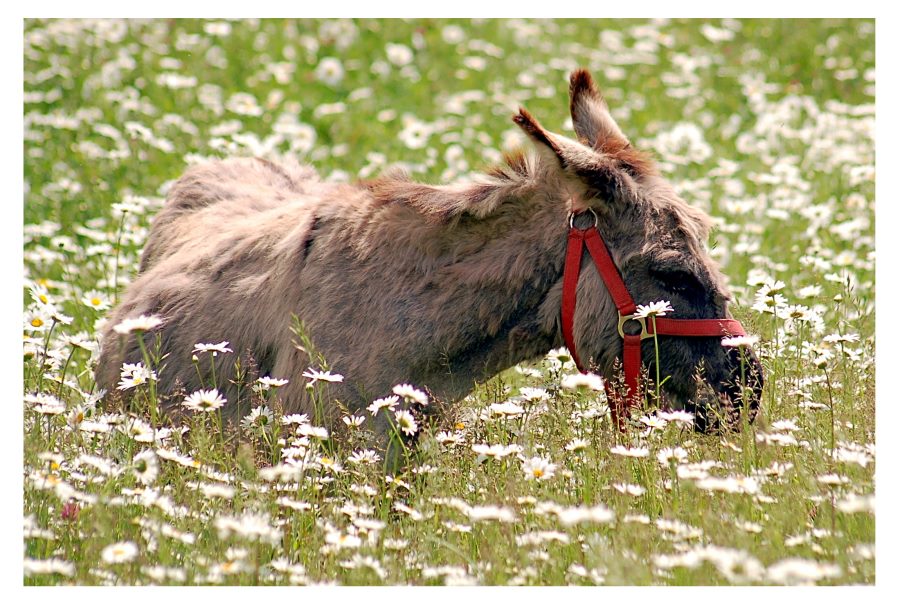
96;69;762;443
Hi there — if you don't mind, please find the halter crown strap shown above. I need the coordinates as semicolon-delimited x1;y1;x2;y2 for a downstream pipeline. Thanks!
561;214;746;431
561;229;586;370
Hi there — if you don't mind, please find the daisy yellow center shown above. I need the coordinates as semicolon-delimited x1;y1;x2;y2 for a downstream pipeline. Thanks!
50;461;60;471
533;469;544;478
91;297;102;306
39;295;48;303
320;457;333;465
31;318;43;327
455;422;465;430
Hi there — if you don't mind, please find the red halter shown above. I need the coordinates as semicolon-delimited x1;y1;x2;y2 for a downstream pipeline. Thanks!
561;209;746;430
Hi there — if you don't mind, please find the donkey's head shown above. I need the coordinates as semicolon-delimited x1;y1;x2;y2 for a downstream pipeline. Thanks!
515;69;763;430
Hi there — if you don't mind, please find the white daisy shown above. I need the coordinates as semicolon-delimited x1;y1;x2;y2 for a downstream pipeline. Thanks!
314;57;345;87
610;445;650;458
29;283;52;306
392;383;429;406
256;376;289;390
101;540;139;564
658;410;695;425
215;512;282;545
633;300;674;319
521;456;557;481
519;387;550;401
435;430;465;446
554;505;615;526
25;392;65;415
302;368;344;388
81;290;111;311
241;405;274;432
472;443;523;460
132;449;159;485
281;413;310;425
657;446;689;466
565;438;589;452
342;414;366;428
182;389;226;412
721;335;760;348
347;449;381;466
613;482;647;496
488;401;525;418
66;405;86;429
116;363;157;391
385;42;414;66
367;395;400;415
112;314;163;334
639;414;668;431
225;92;263;117
560;372;605;392
324;530;362;549
192;341;233;356
24;306;52;333
65;332;95;351
297;423;329;439
394;410;418;436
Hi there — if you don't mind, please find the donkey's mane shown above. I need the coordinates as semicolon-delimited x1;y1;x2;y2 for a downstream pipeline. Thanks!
363;149;551;224
363;144;713;249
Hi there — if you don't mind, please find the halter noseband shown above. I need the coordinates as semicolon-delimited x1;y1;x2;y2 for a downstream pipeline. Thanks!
561;209;746;430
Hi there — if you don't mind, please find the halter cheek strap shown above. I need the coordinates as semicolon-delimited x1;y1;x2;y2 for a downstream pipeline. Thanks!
561;210;746;431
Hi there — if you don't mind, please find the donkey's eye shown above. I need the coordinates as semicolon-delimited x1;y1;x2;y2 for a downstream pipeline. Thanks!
650;268;702;294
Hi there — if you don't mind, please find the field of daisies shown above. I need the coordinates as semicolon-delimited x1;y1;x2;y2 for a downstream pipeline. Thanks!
23;19;875;586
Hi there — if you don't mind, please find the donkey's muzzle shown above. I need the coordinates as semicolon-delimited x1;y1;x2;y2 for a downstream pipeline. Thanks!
693;346;764;433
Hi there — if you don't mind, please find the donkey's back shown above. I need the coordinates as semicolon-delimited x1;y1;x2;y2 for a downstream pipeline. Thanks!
96;156;362;420
140;157;320;272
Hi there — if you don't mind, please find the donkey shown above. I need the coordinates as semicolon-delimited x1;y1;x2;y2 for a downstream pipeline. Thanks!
96;69;763;446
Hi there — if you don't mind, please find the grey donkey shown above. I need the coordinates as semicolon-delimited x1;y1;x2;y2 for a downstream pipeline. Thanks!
96;69;763;450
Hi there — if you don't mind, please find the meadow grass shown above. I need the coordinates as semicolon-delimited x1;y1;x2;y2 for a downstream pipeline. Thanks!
23;18;874;585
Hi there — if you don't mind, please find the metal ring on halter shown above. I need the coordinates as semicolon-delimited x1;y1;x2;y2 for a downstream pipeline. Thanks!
617;312;655;340
567;207;599;229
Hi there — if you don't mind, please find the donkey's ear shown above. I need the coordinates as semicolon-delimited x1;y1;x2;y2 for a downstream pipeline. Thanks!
512;107;604;175
569;68;628;148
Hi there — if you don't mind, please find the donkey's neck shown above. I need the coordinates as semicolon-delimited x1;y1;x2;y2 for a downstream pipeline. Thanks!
324;157;590;406
368;179;571;400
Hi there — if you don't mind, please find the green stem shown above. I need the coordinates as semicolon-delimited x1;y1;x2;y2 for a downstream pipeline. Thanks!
209;353;218;390
824;368;836;463
652;316;660;409
111;210;127;305
56;347;77;399
135;332;158;430
192;358;205;389
36;319;58;393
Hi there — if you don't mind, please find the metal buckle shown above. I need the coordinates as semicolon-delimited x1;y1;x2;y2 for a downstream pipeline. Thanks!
567;207;599;229
617;313;655;340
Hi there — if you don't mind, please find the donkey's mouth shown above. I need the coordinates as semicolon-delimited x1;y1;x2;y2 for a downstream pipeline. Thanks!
687;350;764;433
